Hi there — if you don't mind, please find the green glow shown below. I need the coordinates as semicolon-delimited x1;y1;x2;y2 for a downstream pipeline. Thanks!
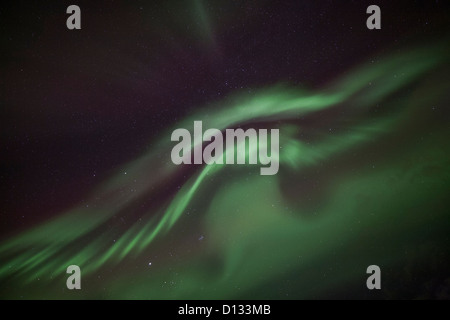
0;43;449;299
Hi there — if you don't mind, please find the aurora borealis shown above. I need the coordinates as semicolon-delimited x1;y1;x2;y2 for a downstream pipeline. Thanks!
1;1;450;299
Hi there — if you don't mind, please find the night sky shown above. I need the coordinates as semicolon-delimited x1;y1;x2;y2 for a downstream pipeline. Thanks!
1;0;450;299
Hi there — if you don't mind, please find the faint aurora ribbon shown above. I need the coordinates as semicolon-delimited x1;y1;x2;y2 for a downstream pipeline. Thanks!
0;42;449;298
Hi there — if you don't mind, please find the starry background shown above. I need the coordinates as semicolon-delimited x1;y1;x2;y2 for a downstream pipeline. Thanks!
1;0;450;299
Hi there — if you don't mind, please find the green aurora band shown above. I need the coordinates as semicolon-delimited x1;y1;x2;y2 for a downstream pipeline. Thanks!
1;42;449;299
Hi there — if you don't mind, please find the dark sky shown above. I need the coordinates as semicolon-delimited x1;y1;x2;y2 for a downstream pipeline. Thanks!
0;1;443;232
0;0;449;259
